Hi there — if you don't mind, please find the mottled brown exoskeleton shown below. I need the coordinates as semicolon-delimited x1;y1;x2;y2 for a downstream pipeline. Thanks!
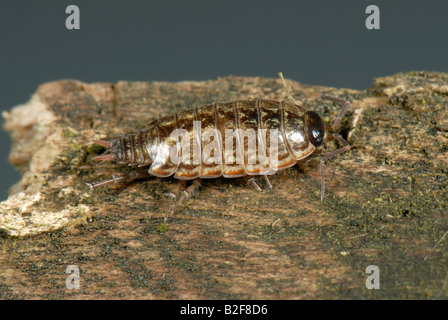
88;73;351;220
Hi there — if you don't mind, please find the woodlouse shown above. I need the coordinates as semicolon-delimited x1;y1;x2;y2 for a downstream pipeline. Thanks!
88;73;351;218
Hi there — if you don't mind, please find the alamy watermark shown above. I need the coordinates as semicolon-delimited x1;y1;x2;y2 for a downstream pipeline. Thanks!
66;5;80;30
365;5;380;30
365;265;380;289
66;265;80;289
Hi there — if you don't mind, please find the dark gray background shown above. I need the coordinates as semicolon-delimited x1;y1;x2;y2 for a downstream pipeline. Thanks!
1;0;447;201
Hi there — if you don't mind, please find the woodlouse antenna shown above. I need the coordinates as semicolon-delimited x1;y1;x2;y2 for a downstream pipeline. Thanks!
319;134;350;201
278;72;299;105
321;95;351;132
318;96;351;201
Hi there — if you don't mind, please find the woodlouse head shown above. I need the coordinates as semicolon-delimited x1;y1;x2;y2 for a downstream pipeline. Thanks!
305;111;325;147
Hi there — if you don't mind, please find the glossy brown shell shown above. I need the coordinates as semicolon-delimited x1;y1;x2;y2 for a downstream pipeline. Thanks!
106;99;316;179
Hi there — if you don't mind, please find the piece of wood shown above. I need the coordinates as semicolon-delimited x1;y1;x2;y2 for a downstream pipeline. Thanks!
1;72;447;299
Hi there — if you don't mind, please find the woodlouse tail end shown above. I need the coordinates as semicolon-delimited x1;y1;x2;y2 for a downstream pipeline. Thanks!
91;139;113;148
91;139;117;161
92;154;116;161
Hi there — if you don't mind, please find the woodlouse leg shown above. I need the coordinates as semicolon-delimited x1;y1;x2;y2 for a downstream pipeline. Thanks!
321;95;351;131
85;170;152;190
166;180;187;200
263;175;273;189
247;177;262;191
246;175;273;191
164;180;187;222
165;179;201;223
319;133;351;201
